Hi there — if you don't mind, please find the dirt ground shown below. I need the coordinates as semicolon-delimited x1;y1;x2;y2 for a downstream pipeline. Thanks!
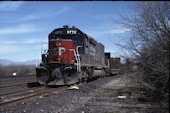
0;73;168;113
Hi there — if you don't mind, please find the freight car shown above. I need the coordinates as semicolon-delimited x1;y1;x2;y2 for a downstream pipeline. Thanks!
36;25;119;86
105;52;122;75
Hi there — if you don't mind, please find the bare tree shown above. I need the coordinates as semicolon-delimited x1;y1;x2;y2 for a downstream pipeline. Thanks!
116;1;169;107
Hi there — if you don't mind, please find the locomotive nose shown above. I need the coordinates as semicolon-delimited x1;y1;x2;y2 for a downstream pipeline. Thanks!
48;39;75;64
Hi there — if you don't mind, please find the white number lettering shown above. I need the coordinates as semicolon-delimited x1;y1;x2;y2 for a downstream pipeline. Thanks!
67;30;77;34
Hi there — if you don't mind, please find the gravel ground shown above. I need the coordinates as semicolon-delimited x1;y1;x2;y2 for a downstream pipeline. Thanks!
0;74;168;113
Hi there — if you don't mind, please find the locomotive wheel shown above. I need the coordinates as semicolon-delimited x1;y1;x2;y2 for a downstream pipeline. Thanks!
87;68;93;79
83;78;88;83
79;77;87;83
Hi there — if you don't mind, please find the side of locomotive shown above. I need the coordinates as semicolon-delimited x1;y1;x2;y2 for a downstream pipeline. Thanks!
36;25;109;86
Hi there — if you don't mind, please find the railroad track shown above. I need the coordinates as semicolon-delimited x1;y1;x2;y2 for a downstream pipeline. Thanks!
0;82;29;88
0;86;44;97
0;75;37;85
0;75;108;109
0;85;67;109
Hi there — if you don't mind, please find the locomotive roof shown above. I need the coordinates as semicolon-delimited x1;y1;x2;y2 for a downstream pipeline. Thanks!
49;26;93;39
49;25;102;46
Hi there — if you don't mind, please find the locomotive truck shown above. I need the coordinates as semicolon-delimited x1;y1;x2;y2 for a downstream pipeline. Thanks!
36;25;120;86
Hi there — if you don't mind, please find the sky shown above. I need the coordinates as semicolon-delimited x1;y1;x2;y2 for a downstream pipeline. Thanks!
0;1;133;62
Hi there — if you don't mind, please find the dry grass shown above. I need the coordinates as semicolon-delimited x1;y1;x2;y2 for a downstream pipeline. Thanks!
0;65;36;77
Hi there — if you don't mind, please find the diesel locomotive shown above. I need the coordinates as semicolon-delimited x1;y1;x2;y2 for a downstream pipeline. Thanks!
36;25;119;86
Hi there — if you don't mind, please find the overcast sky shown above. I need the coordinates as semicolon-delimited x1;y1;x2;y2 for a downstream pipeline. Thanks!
0;1;133;61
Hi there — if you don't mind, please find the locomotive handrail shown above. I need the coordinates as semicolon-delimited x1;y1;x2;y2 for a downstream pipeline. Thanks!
41;42;48;55
76;46;82;72
108;59;110;69
69;49;79;71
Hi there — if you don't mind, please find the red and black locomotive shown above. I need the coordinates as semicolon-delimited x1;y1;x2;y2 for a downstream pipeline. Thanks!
36;25;118;86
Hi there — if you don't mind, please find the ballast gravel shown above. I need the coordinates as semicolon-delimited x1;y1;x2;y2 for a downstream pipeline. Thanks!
0;74;167;113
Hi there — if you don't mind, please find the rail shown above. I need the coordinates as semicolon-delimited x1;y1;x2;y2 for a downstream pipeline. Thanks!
0;82;28;88
0;86;67;109
69;49;79;71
